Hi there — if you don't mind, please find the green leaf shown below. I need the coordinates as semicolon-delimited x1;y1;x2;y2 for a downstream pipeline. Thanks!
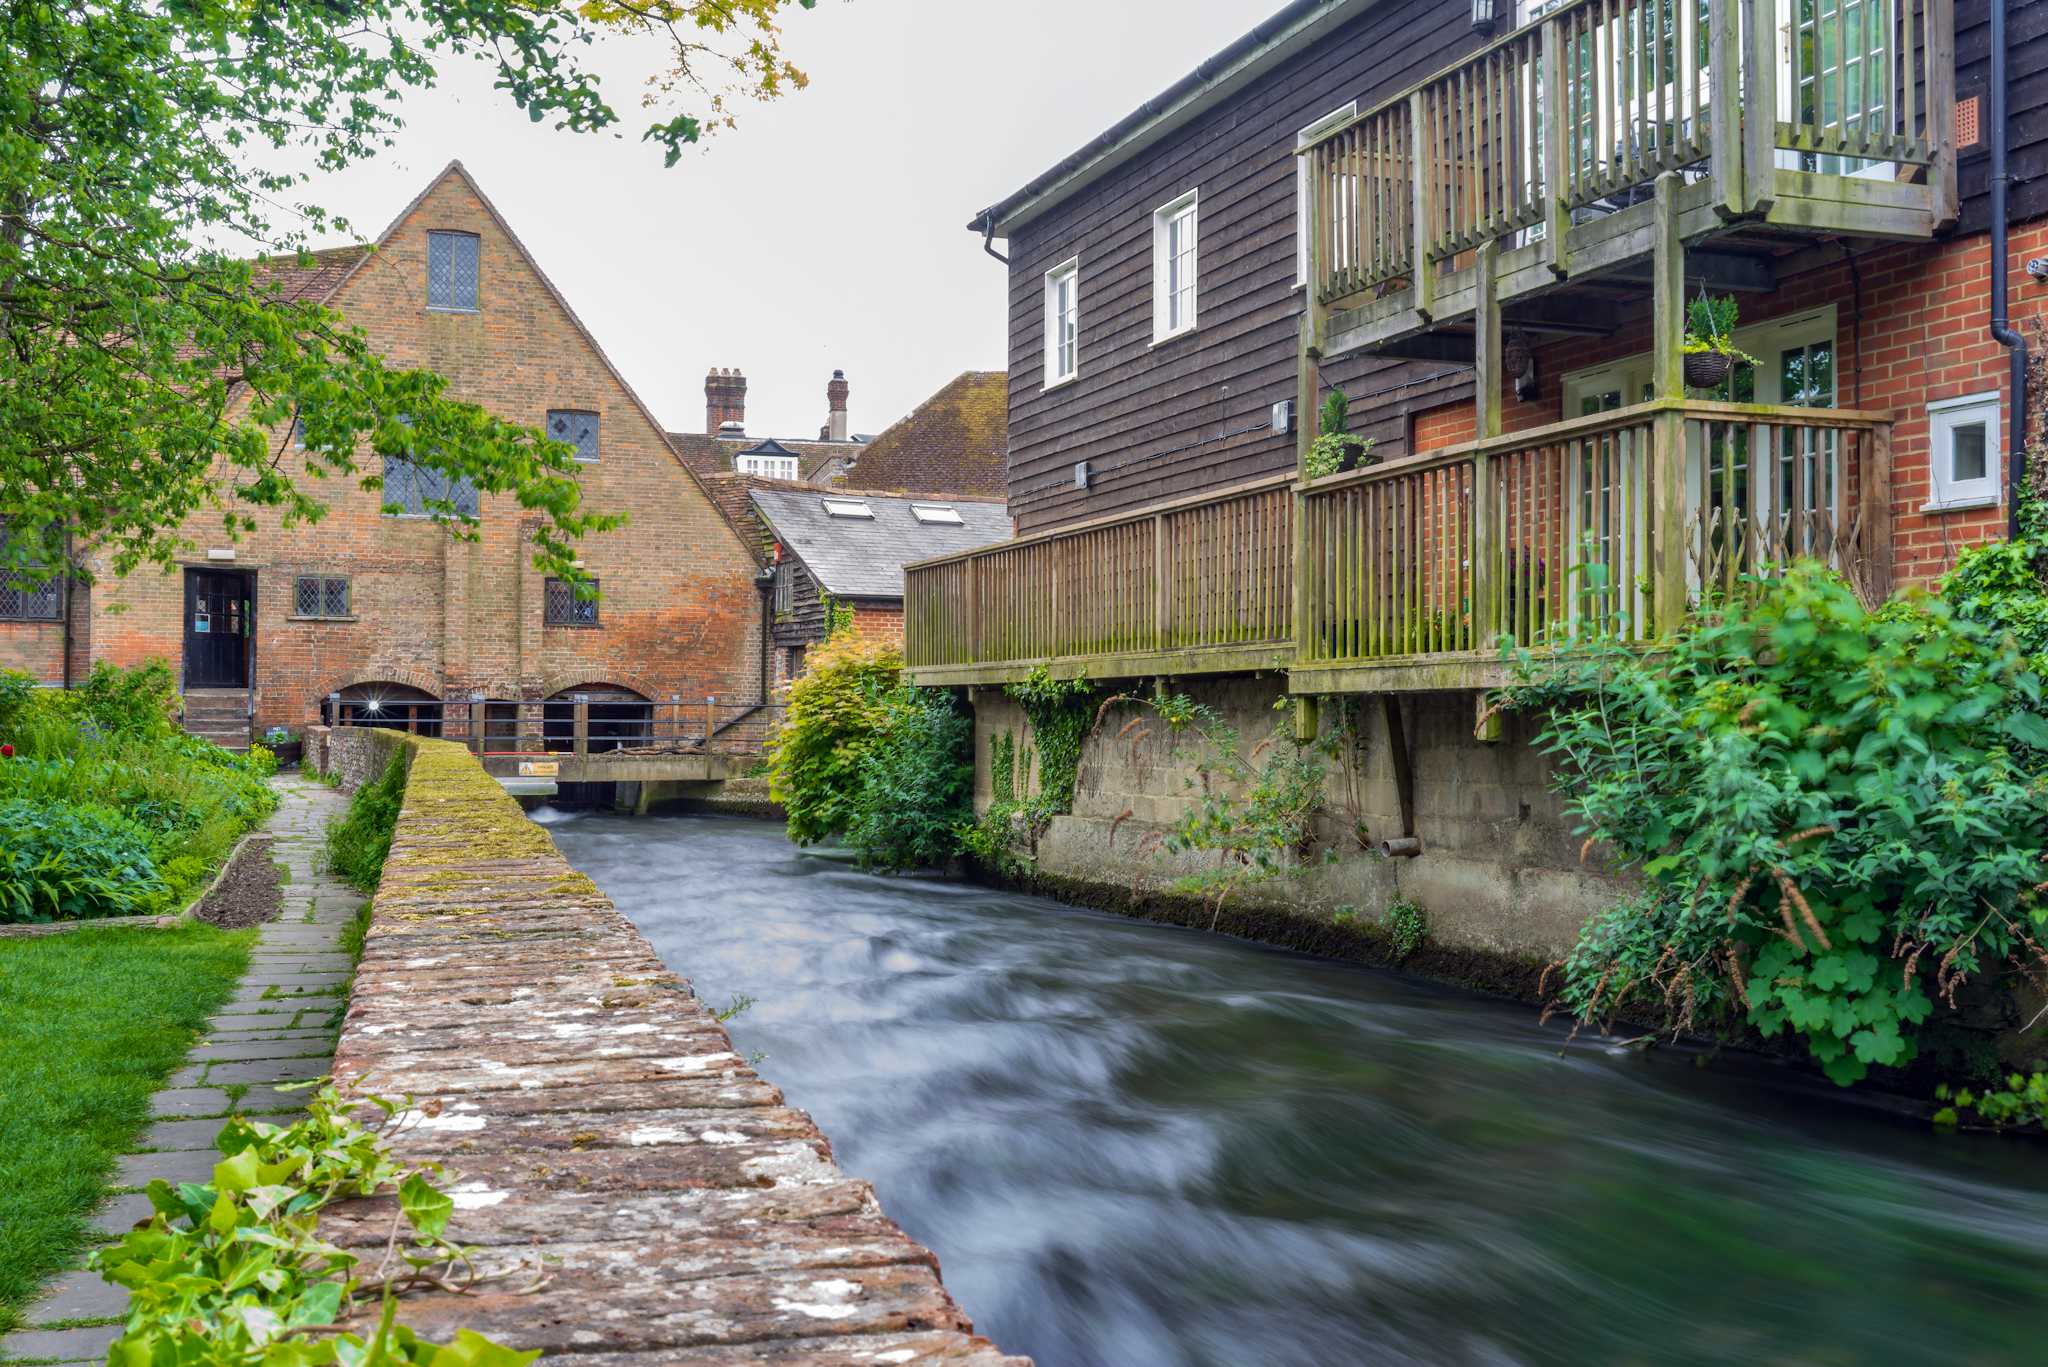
399;1173;454;1240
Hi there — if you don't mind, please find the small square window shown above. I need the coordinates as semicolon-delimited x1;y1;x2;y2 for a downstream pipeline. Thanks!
1043;257;1079;387
1926;392;2001;512
293;576;350;619
548;409;600;463
545;577;600;626
426;231;480;311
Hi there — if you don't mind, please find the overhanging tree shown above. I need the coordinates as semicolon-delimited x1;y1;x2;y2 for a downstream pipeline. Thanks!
0;0;821;584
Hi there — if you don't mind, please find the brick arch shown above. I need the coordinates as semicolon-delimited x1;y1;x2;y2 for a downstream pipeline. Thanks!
319;668;444;702
538;670;668;704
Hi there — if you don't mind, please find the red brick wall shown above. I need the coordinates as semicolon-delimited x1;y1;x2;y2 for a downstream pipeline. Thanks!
0;621;64;684
1411;401;1477;453
1459;220;2048;588
81;168;763;730
844;602;905;652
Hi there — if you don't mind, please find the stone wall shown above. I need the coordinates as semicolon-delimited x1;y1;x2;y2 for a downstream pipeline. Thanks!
973;676;1626;965
303;725;405;793
323;737;1021;1361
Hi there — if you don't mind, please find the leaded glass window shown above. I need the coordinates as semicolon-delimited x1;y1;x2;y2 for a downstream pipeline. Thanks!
294;576;350;618
548;410;600;463
382;455;479;518
544;577;599;626
426;231;480;310
0;526;61;621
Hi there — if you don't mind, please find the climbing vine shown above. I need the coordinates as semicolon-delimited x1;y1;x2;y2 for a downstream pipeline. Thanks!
959;668;1097;874
92;1084;536;1364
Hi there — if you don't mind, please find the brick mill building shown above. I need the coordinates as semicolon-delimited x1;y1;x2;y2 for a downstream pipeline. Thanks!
0;161;770;748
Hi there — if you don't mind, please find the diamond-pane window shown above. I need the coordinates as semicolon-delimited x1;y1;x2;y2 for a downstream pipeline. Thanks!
382;456;479;518
426;231;480;310
293;576;351;619
544;577;599;626
0;578;60;621
548;410;600;463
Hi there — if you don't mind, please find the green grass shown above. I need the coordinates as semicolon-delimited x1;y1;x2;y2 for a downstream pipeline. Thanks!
0;924;253;1333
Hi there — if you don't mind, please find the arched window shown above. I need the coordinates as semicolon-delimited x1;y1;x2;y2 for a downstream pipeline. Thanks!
327;683;443;738
543;685;654;755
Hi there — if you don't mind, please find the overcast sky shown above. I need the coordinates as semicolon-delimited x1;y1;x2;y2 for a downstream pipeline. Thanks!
288;0;1261;442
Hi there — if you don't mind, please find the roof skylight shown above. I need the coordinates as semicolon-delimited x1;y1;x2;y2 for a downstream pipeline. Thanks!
822;497;875;519
910;504;965;525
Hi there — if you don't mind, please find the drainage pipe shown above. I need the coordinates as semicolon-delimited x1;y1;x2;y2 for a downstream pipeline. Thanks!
1990;0;2029;537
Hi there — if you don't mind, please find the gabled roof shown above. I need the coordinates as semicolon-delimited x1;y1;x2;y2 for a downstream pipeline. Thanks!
667;430;861;481
970;0;1382;236
251;245;371;303
749;488;1012;600
840;371;1007;498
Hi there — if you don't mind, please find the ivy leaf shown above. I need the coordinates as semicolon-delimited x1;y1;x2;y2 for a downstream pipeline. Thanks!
399;1173;454;1240
426;1329;545;1367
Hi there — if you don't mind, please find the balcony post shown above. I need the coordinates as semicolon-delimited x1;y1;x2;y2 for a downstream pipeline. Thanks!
1651;173;1691;636
967;557;980;663
1152;513;1169;650
1709;0;1745;218
1540;17;1570;277
1407;89;1436;316
573;700;589;759
1927;0;1958;228
1472;241;1503;648
1739;0;1777;215
1860;424;1896;603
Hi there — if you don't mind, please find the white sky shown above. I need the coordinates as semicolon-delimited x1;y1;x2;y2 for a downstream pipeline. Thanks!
288;0;1262;442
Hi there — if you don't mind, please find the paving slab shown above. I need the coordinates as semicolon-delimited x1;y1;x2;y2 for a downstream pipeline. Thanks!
89;1191;157;1236
116;1148;225;1189
196;1056;331;1086
1;1323;121;1363
187;1037;334;1062
135;1117;232;1151
23;1269;125;1327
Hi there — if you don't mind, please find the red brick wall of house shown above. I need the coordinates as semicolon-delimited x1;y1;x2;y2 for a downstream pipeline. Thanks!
1462;220;2048;588
844;602;905;652
81;168;763;730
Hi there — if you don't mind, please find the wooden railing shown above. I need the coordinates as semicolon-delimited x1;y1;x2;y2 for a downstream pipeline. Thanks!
1301;0;1952;306
1298;399;1889;665
903;476;1295;675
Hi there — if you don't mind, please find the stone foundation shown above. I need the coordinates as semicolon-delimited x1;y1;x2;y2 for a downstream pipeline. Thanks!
970;675;1629;968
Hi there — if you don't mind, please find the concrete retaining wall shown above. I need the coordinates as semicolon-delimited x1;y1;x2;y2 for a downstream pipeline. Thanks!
972;677;1628;968
324;737;1022;1361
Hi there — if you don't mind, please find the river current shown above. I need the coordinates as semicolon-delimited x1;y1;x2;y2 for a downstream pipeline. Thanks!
546;808;2048;1367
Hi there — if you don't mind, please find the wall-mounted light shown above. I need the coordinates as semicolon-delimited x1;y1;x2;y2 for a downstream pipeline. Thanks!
1472;0;1498;36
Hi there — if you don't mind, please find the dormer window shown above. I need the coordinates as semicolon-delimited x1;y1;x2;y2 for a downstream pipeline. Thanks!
427;231;480;311
739;453;800;479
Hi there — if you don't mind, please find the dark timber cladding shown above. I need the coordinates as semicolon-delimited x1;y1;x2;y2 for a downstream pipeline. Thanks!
998;0;1485;535
991;0;2046;539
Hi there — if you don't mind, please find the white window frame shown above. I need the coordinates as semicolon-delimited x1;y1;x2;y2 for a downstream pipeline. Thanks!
1152;191;1200;343
1297;102;1358;287
1043;257;1080;389
737;454;800;480
1925;391;2002;512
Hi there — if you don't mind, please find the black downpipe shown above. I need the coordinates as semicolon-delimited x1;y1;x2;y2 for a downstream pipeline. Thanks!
1991;0;2030;537
980;211;1008;266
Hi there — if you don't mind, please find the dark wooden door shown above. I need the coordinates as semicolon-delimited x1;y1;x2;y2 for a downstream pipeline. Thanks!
184;569;253;688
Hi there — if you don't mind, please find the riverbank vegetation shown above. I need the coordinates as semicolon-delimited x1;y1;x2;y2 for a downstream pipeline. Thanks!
0;663;277;923
1504;542;2048;1089
768;637;973;871
328;752;410;892
0;923;253;1334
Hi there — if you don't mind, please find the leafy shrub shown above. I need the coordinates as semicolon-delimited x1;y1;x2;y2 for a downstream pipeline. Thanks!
844;688;974;872
1934;1073;2048;1132
1385;898;1428;961
328;751;407;891
0;798;165;922
0;670;35;738
1941;531;2048;666
74;658;176;739
768;636;902;846
1505;565;2048;1085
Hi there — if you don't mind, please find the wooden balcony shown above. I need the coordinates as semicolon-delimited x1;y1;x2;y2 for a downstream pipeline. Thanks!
903;400;1891;693
1299;0;1956;361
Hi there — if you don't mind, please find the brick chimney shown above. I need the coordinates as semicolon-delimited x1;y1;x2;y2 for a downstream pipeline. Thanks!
824;369;850;443
705;368;747;435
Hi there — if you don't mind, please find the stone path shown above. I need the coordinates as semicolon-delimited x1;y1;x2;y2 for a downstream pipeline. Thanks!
1;777;358;1365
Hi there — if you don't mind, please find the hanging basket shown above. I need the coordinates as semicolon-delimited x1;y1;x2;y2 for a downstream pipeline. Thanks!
1683;349;1734;389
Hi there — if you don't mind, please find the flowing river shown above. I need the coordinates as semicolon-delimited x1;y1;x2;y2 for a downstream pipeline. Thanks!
546;809;2048;1367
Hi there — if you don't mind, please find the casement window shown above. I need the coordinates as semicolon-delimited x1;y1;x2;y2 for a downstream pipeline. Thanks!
382;455;480;518
292;576;351;620
426;231;481;311
1043;257;1080;387
0;525;61;622
774;559;797;614
1152;191;1200;342
738;454;800;479
1297;103;1358;286
548;409;600;463
544;576;600;626
1926;392;2001;511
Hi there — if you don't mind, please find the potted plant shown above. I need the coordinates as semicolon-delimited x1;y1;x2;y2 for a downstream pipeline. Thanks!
1682;294;1758;390
261;725;302;767
1302;389;1378;480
